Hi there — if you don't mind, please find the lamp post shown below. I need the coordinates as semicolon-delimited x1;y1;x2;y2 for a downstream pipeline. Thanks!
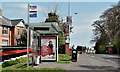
70;13;78;47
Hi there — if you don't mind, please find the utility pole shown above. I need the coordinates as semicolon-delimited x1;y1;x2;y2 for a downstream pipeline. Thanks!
27;4;30;68
69;0;70;16
68;0;70;44
65;0;71;54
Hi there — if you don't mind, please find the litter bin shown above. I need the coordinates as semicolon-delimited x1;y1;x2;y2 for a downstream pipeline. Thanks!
72;50;77;62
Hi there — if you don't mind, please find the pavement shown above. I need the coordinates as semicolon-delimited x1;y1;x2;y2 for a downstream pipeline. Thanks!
33;54;120;71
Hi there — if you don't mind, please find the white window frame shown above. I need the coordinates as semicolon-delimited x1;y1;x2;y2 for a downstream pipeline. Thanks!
2;38;8;46
2;27;8;35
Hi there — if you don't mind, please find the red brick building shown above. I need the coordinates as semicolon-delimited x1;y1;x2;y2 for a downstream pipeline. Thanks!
0;9;26;46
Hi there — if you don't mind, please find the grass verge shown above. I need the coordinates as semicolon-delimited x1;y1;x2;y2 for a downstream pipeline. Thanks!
56;54;71;63
0;65;2;72
2;57;66;72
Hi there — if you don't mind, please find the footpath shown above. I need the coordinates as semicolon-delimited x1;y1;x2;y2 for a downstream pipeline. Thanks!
33;54;119;71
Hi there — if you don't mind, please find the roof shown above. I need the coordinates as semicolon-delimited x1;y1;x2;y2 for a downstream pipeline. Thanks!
11;19;24;26
0;16;25;27
28;22;62;34
0;16;12;27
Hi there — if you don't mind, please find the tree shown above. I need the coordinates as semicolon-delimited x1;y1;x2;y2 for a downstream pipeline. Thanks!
45;12;66;54
58;31;66;54
91;2;120;53
20;30;27;46
45;12;60;23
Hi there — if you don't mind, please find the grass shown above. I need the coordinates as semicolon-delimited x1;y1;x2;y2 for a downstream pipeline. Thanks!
2;55;68;72
56;54;71;63
0;65;2;72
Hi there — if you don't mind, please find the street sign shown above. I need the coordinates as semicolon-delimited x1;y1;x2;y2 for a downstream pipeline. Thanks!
29;5;37;18
30;12;37;18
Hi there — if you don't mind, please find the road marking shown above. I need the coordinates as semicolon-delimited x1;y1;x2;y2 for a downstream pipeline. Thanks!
91;56;94;57
107;60;111;61
85;54;118;64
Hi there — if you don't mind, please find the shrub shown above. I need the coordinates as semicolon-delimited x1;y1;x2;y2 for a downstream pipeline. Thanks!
2;59;19;67
98;45;106;54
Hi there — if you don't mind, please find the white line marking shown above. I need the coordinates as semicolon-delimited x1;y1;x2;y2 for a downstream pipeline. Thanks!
107;60;111;61
91;56;94;57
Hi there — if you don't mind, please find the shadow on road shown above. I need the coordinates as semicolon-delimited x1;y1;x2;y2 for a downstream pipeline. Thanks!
78;65;117;70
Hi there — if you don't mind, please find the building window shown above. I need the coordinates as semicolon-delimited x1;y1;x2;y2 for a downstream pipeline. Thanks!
18;28;21;36
2;39;8;46
2;27;8;35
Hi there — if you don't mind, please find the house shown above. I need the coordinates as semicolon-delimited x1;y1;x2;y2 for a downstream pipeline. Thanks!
0;9;26;46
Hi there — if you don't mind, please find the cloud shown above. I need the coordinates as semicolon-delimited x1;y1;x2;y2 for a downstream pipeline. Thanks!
72;24;93;35
3;3;49;18
4;3;27;9
37;6;49;12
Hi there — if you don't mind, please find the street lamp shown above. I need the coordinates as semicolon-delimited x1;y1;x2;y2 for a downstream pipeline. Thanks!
69;13;78;48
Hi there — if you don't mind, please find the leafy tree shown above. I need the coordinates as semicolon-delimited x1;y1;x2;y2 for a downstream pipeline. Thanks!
45;12;66;54
45;13;60;23
91;2;120;53
58;31;66;54
20;30;27;46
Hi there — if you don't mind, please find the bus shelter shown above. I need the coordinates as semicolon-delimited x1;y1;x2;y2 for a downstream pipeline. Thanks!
27;22;62;65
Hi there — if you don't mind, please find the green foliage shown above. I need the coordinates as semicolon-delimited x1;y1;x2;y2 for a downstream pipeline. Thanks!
20;30;27;46
98;45;106;54
2;59;19;67
45;12;59;23
45;12;66;54
113;38;120;54
0;65;2;72
91;2;120;53
56;54;71;63
2;57;66;72
58;32;66;54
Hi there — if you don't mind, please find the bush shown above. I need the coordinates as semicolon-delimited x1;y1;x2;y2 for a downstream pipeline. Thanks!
2;59;19;67
2;57;27;68
113;38;120;54
98;45;106;54
58;32;66;54
57;54;71;63
58;45;65;54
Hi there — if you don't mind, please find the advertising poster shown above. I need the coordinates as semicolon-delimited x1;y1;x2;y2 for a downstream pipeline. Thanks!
40;36;57;61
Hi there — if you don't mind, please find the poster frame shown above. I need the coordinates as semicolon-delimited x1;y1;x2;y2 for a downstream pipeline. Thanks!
40;36;58;62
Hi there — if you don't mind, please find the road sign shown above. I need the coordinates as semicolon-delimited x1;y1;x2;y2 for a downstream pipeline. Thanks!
30;12;37;18
29;5;37;18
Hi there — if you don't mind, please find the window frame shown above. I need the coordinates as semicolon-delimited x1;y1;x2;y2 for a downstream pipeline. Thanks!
2;39;8;46
2;26;8;35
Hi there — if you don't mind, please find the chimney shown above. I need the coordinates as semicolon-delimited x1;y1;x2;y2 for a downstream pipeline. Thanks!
0;8;2;16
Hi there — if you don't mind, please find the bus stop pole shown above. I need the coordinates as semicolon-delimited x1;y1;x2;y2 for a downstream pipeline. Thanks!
27;4;30;68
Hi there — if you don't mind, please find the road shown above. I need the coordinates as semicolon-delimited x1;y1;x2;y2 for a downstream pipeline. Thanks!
34;54;120;71
73;54;119;70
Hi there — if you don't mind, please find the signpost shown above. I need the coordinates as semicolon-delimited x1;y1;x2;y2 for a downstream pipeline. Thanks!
27;4;37;68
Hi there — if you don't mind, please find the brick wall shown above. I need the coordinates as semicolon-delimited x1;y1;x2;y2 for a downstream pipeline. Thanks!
0;26;2;45
65;43;69;55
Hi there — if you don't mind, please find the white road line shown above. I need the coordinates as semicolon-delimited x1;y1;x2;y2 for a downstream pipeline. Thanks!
107;60;111;61
86;54;118;64
91;56;94;57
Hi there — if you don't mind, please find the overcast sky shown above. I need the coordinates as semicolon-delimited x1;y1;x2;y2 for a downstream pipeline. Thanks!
0;1;118;48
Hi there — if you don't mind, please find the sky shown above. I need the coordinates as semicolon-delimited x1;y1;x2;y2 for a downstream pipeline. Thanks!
0;1;119;48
